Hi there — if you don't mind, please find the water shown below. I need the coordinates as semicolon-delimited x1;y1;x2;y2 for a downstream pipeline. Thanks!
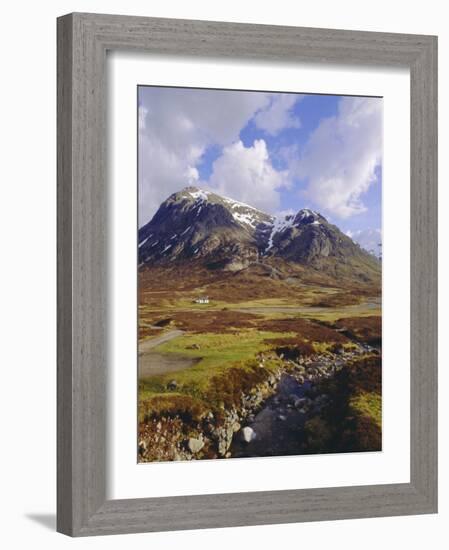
231;374;313;458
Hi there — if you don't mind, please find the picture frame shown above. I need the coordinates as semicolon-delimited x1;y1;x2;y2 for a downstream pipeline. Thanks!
57;12;438;536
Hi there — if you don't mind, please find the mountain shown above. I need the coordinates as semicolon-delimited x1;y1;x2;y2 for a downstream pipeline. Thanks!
138;186;380;282
138;187;272;271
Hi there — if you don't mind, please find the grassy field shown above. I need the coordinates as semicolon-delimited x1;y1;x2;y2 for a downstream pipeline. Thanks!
139;329;288;419
137;263;382;458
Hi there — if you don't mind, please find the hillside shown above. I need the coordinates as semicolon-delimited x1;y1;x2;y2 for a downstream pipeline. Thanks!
138;186;381;285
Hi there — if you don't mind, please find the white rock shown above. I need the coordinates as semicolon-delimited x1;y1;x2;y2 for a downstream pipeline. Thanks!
241;426;256;443
187;437;204;454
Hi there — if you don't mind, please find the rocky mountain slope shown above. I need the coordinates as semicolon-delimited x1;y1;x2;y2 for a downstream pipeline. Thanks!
138;186;380;282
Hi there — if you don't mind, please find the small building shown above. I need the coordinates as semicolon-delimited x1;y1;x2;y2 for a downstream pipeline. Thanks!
194;296;209;304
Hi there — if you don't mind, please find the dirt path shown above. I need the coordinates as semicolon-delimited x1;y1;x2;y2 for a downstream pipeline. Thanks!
138;329;200;378
139;329;184;354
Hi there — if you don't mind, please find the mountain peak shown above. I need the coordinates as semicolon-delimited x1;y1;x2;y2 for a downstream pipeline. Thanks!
294;208;326;225
179;186;210;199
138;187;380;280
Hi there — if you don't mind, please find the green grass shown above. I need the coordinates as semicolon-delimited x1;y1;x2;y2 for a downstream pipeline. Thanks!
140;329;290;389
350;391;382;429
139;329;290;418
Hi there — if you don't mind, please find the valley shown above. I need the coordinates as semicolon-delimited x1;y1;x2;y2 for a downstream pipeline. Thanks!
137;187;382;462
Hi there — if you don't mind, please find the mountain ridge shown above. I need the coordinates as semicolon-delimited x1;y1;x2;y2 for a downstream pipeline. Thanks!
138;186;380;283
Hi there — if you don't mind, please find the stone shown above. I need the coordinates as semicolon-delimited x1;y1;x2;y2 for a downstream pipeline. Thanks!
138;440;147;455
294;397;307;409
241;426;256;443
167;379;177;390
277;414;287;421
187;437;204;454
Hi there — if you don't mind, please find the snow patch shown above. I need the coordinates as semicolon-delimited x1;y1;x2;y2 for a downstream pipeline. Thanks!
232;211;258;228
297;208;319;221
222;196;261;213
138;234;152;248
189;189;210;201
265;214;296;251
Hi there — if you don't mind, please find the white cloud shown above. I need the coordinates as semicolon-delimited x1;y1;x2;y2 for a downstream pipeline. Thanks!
254;94;302;136
347;228;382;257
207;140;289;213
291;96;382;219
138;88;272;225
138;88;305;225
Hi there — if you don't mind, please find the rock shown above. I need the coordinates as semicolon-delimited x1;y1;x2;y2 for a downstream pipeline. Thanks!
294;397;307;409
218;439;228;456
277;414;287;421
241;426;256;443
138;440;147;455
167;380;177;390
187;437;204;454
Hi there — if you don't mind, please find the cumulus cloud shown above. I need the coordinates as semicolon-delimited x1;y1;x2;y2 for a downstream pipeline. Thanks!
207;140;289;213
254;94;302;135
292;96;382;219
347;228;382;257
138;88;305;225
138;87;272;225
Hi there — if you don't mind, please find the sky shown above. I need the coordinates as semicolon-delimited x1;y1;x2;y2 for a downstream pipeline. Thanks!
138;86;382;255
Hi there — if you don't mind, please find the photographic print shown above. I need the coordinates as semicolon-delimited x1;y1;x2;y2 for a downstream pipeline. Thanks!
137;86;382;463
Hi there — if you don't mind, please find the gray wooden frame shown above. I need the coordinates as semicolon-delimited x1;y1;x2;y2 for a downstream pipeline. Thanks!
57;12;438;537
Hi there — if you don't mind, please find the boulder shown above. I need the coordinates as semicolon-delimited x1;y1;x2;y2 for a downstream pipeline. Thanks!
187;437;204;454
138;440;147;455
241;426;256;443
294;397;307;409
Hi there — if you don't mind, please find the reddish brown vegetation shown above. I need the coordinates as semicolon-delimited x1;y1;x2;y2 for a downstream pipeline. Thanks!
164;310;261;333
138;262;381;307
258;317;349;342
303;355;382;453
333;316;382;347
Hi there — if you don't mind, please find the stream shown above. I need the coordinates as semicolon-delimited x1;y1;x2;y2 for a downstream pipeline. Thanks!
230;373;314;458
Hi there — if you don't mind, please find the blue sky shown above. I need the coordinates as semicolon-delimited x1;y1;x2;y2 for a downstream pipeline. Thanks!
138;86;382;253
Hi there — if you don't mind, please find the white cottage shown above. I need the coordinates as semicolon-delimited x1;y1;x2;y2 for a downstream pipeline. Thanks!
194;296;209;304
